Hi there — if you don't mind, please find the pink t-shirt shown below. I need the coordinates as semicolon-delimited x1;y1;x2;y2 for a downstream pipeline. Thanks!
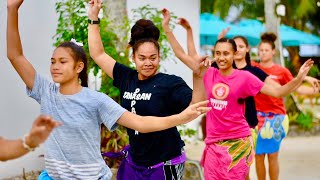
203;68;264;144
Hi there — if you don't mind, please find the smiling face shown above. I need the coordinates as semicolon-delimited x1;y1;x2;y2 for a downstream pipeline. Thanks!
132;42;160;80
214;42;236;71
234;37;249;62
50;47;83;85
258;42;275;63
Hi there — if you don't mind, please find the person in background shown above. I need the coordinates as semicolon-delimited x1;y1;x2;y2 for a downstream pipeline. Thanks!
253;32;319;180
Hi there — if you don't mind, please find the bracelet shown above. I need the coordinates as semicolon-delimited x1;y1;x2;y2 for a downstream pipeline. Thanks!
88;18;100;25
22;134;36;151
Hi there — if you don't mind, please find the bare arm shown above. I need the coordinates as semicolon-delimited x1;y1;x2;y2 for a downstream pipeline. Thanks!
0;116;61;161
88;0;116;79
260;59;314;97
116;100;211;133
264;76;281;88
161;9;199;71
178;18;198;57
7;1;36;90
191;74;207;104
261;77;303;97
264;75;319;96
295;85;319;95
304;76;320;89
297;76;320;94
0;137;30;161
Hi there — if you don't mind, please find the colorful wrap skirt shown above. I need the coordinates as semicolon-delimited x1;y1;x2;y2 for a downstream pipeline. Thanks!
254;112;289;155
200;136;254;180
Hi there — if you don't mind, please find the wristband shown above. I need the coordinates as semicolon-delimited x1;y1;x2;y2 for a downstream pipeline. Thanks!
22;134;37;151
88;18;100;25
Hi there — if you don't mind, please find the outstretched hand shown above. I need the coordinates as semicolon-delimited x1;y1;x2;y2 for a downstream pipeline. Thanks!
297;59;314;81
27;115;61;148
305;76;320;93
88;0;102;20
178;100;211;124
178;18;191;30
7;0;24;9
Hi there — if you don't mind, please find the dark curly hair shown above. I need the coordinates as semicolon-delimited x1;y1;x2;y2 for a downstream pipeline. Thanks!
128;19;160;55
260;32;277;49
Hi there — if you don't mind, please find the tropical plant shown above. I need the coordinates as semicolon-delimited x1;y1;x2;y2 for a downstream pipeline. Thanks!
308;65;320;78
285;94;314;130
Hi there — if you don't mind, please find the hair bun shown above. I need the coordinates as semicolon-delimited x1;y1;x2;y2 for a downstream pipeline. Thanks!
128;19;160;47
260;32;277;42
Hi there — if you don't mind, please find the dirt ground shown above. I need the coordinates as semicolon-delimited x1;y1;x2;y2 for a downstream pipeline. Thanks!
184;136;320;180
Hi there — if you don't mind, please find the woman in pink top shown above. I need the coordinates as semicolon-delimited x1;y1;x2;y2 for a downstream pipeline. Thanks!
161;10;314;178
195;38;313;179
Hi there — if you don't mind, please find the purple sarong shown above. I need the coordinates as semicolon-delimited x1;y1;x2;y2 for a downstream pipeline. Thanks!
102;145;186;180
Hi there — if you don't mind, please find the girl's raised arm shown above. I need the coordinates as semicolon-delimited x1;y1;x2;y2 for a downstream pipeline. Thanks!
162;9;211;75
7;0;36;90
178;18;198;58
162;9;210;104
162;9;199;71
88;0;116;79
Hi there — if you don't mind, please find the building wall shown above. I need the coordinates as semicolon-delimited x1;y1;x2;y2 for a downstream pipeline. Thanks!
0;0;200;178
0;0;57;178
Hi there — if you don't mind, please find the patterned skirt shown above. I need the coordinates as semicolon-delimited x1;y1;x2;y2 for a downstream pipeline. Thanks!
254;112;289;155
201;136;254;180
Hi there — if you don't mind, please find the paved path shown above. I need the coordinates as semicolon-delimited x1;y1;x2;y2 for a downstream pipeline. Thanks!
185;136;320;180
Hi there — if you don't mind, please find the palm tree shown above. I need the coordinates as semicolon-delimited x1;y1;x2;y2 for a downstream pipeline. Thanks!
103;0;129;53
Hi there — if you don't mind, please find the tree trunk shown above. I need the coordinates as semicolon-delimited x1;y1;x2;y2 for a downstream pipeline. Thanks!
264;0;283;65
287;46;301;75
103;0;128;53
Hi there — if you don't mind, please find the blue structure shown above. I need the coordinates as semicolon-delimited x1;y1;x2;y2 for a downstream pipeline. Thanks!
200;13;320;47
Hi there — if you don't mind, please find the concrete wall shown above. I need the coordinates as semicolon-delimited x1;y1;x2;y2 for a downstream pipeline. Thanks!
0;0;200;178
0;0;57;178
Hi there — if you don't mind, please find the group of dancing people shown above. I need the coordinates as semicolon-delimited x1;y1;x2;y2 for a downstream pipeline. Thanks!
2;0;320;180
